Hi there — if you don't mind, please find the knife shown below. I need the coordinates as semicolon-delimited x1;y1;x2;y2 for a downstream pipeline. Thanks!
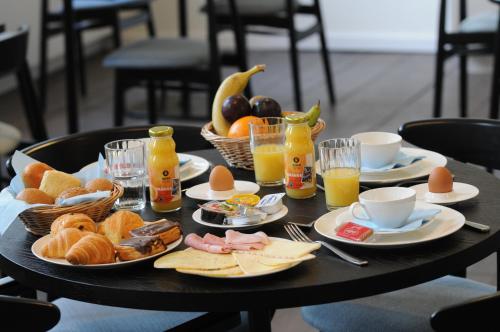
464;220;490;233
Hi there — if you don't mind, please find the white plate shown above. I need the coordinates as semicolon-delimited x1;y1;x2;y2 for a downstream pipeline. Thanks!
79;153;210;183
192;205;288;229
31;235;183;269
314;201;464;248
316;147;447;185
411;182;479;205
186;181;260;201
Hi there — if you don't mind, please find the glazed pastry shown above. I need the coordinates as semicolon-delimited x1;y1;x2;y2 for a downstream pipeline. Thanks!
98;210;145;244
55;187;90;205
85;178;114;193
16;188;54;205
129;219;181;245
41;228;90;258
115;236;166;261
39;170;81;199
50;213;97;236
65;233;116;265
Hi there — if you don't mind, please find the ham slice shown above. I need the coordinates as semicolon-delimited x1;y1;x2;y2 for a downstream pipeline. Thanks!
203;233;226;246
228;242;266;251
184;233;230;254
225;230;270;245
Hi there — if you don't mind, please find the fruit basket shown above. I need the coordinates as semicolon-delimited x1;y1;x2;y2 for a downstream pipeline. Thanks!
201;117;326;170
19;183;124;236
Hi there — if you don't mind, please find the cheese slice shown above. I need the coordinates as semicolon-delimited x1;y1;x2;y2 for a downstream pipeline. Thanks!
232;252;291;275
154;248;237;270
253;254;316;266
234;238;320;259
176;266;244;277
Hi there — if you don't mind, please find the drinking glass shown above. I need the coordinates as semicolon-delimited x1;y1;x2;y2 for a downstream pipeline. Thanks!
249;117;286;186
104;139;146;210
319;138;361;210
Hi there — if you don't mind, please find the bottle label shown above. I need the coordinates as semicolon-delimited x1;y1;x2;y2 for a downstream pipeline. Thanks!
149;165;181;203
285;153;314;190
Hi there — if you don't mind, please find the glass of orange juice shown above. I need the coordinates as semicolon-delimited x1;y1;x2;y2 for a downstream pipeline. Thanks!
249;117;285;186
319;138;361;210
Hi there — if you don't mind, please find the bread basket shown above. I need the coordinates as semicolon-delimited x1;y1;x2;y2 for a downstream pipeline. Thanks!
19;183;124;236
201;116;326;170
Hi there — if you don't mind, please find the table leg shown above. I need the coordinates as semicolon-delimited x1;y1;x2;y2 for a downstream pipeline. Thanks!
247;309;272;332
63;0;78;133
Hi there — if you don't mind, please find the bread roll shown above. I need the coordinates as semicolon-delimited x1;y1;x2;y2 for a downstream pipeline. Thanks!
41;228;90;258
98;211;144;244
55;187;90;205
50;213;97;236
16;188;54;205
66;233;116;265
85;178;113;193
39;170;81;199
22;162;53;189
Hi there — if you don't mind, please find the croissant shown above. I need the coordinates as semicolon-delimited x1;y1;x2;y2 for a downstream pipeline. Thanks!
50;213;97;236
65;233;116;265
98;211;144;244
41;228;90;258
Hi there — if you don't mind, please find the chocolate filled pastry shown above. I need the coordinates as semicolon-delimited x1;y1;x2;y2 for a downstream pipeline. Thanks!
129;219;181;245
115;236;166;261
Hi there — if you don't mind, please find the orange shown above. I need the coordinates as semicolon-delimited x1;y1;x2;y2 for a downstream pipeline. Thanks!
227;116;264;138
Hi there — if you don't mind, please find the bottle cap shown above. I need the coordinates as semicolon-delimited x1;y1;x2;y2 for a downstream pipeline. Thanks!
149;126;173;137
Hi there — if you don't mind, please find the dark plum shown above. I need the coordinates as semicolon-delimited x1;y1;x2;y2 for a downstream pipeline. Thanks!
252;97;282;118
221;95;252;123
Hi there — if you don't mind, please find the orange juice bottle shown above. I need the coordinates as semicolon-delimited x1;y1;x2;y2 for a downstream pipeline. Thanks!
147;126;182;212
284;118;316;199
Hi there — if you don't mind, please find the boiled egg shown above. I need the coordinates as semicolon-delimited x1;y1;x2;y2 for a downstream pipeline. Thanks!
428;167;453;193
209;165;235;191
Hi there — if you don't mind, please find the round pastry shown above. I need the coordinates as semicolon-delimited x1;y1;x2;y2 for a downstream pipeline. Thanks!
97;210;145;244
50;213;97;236
16;188;54;205
85;178;113;193
55;187;90;205
22;162;53;188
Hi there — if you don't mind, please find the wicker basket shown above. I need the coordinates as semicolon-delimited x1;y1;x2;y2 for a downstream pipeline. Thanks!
201;117;326;170
19;183;124;236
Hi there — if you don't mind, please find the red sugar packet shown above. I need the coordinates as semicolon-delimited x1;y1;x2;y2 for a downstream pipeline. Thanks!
336;222;373;242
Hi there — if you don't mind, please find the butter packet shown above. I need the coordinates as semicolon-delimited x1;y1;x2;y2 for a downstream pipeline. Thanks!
255;193;285;214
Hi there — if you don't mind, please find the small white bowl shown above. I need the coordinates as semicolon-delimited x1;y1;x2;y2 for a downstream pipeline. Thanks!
352;132;402;169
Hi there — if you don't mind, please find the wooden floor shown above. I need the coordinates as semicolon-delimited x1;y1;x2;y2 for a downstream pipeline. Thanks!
0;50;496;332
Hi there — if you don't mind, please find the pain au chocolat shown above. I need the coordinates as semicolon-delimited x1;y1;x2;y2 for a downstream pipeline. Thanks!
115;236;166;261
129;219;181;245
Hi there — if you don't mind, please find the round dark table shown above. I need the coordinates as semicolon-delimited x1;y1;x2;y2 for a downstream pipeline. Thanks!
1;149;500;331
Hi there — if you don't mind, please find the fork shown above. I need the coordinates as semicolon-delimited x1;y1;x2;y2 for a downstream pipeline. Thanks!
284;223;368;266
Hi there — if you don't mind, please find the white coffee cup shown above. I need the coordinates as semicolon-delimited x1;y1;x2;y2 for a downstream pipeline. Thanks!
349;187;416;229
351;132;402;169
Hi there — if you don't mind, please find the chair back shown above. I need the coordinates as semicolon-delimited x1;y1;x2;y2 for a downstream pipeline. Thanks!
398;118;500;170
0;26;29;77
0;295;60;331
7;125;212;174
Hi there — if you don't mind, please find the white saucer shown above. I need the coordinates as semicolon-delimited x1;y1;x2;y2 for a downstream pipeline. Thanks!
410;182;479;205
192;205;288;229
314;201;464;248
185;181;260;201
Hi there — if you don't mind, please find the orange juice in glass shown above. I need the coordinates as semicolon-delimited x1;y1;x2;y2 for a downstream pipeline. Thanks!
319;138;361;210
249;118;285;186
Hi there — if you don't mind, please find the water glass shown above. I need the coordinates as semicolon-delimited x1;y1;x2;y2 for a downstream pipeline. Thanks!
319;138;361;210
104;139;146;210
249;117;286;186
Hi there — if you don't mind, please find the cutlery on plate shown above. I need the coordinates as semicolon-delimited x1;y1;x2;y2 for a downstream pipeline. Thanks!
288;220;316;228
464;220;490;233
317;184;325;191
284;223;368;266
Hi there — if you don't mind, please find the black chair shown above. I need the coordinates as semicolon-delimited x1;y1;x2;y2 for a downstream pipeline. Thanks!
301;118;500;332
103;0;243;125
434;0;497;118
206;0;335;112
489;0;500;119
39;0;156;111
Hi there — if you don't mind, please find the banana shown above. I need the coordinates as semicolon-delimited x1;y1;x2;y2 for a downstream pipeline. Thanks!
284;101;321;127
212;64;266;136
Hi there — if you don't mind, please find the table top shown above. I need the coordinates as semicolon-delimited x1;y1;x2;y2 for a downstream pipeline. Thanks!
1;149;500;312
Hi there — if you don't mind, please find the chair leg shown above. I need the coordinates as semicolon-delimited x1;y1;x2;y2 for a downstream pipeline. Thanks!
76;30;87;97
114;74;125;126
146;4;156;37
459;54;467;117
433;47;445;118
112;13;122;48
490;12;500;119
39;11;49;113
288;21;303;111
16;61;48;141
181;81;191;118
147;80;157;124
315;0;335;105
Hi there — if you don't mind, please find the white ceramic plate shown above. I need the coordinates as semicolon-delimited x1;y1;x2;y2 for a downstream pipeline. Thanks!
314;201;464;248
31;235;183;269
79;153;210;183
316;147;447;185
192;205;288;229
185;181;260;201
410;182;479;205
